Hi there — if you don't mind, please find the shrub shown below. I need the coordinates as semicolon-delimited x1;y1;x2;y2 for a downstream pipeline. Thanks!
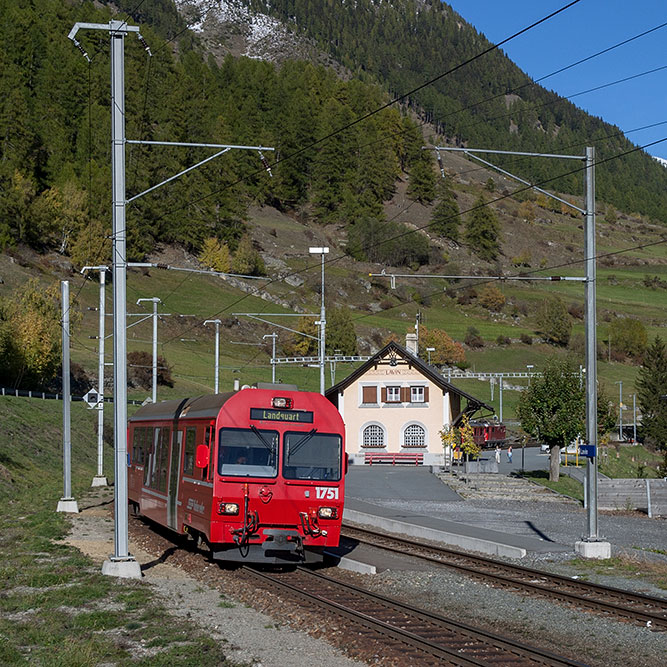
496;335;511;346
568;302;584;320
520;333;533;345
464;327;484;348
478;285;506;311
127;351;174;389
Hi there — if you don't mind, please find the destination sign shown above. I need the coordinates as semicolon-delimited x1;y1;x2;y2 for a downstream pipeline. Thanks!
250;407;314;423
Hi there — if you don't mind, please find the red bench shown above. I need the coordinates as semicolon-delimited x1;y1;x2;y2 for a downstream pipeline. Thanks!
364;452;424;466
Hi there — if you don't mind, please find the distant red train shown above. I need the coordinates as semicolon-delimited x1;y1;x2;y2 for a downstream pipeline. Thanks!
127;385;346;564
470;420;507;448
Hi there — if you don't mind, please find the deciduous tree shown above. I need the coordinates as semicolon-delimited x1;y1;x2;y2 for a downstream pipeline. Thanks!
517;357;585;481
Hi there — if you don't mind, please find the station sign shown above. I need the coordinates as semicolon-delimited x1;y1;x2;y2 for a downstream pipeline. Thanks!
578;444;596;458
250;407;313;423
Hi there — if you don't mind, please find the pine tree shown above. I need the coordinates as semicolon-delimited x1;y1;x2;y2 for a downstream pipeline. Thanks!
537;297;572;347
406;154;436;204
464;195;501;261
430;179;460;240
636;337;667;451
325;307;357;355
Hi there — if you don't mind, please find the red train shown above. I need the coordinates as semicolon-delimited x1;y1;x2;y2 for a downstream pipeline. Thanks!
470;420;506;448
127;384;346;564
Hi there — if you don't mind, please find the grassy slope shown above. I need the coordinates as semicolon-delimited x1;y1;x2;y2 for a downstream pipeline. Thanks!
0;396;238;666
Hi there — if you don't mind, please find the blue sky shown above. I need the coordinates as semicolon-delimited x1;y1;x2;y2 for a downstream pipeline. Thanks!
445;1;667;161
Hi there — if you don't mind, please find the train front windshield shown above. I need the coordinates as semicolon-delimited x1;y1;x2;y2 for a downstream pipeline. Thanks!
283;430;342;481
218;427;279;477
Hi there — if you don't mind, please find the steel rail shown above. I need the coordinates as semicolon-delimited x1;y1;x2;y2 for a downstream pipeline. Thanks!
242;566;584;666
342;524;667;630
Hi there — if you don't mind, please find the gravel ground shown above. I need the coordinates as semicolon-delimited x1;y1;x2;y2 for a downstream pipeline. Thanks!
65;488;364;667
66;485;667;667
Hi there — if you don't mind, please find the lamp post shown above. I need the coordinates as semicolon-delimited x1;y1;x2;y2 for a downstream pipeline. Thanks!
263;333;278;383
204;319;221;393
309;247;329;394
136;297;161;403
616;380;623;441
426;347;435;365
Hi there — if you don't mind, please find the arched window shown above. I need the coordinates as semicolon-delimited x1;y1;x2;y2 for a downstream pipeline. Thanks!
403;424;426;448
362;424;385;448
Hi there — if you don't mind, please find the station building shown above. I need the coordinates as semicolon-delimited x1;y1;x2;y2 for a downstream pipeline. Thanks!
325;336;492;466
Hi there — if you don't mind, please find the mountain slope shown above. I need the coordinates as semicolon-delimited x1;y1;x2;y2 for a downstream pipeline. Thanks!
185;0;667;223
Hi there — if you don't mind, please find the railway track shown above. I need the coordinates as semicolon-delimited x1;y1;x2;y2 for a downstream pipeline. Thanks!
342;524;667;631
242;565;584;666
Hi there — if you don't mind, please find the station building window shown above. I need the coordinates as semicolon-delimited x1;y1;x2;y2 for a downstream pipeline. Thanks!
403;423;426;448
362;424;385;448
385;385;401;403
410;386;426;403
361;385;378;404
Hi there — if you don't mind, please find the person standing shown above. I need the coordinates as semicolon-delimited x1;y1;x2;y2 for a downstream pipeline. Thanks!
507;445;513;464
495;445;501;464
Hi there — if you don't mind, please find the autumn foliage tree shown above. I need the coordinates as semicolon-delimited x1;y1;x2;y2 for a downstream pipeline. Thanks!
418;325;465;366
0;279;63;388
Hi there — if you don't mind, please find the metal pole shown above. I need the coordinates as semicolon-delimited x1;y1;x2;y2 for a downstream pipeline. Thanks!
617;380;623;441
63;281;71;496
57;281;78;513
633;393;637;442
584;146;599;542
205;319;221;393
94;268;108;485
320;252;326;395
499;377;503;423
110;21;133;568
263;333;277;383
137;297;161;403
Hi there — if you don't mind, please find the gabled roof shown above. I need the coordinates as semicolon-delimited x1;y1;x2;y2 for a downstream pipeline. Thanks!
325;340;493;420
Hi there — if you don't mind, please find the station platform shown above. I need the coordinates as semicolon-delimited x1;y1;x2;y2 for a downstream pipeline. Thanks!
340;466;571;561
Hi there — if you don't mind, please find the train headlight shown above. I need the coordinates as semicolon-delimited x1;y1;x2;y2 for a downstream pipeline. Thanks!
318;506;338;519
218;502;239;515
272;397;292;409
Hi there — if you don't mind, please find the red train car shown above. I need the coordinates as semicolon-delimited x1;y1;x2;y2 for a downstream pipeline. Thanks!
127;384;346;564
470;420;506;448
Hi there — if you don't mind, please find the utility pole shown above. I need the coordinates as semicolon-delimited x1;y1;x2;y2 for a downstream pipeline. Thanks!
204;319;221;393
82;266;109;487
309;247;329;394
57;281;79;514
263;332;278;383
137;298;161;403
632;393;637;443
426;144;608;558
616;380;623;441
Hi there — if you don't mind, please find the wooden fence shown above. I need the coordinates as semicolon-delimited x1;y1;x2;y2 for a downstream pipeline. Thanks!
598;478;667;517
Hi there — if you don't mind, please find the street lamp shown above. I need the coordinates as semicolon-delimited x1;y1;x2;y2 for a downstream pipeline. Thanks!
426;347;435;365
204;319;221;393
309;247;329;395
136;297;161;403
263;333;278;383
616;380;623;442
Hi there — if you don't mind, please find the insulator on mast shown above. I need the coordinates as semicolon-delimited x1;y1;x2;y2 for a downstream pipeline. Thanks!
258;151;273;177
72;38;91;62
137;33;152;56
436;150;445;178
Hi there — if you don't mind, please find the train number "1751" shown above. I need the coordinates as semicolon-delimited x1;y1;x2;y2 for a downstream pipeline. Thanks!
315;486;339;500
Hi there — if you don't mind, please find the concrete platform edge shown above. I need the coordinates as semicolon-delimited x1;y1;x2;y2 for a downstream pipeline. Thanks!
324;551;377;575
344;509;527;559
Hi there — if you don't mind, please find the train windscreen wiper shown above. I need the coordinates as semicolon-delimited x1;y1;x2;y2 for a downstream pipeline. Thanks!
249;425;276;452
288;429;318;456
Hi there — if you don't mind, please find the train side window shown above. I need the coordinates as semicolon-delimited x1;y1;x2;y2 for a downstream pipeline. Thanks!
204;426;213;481
183;427;196;476
158;428;170;492
144;427;156;487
